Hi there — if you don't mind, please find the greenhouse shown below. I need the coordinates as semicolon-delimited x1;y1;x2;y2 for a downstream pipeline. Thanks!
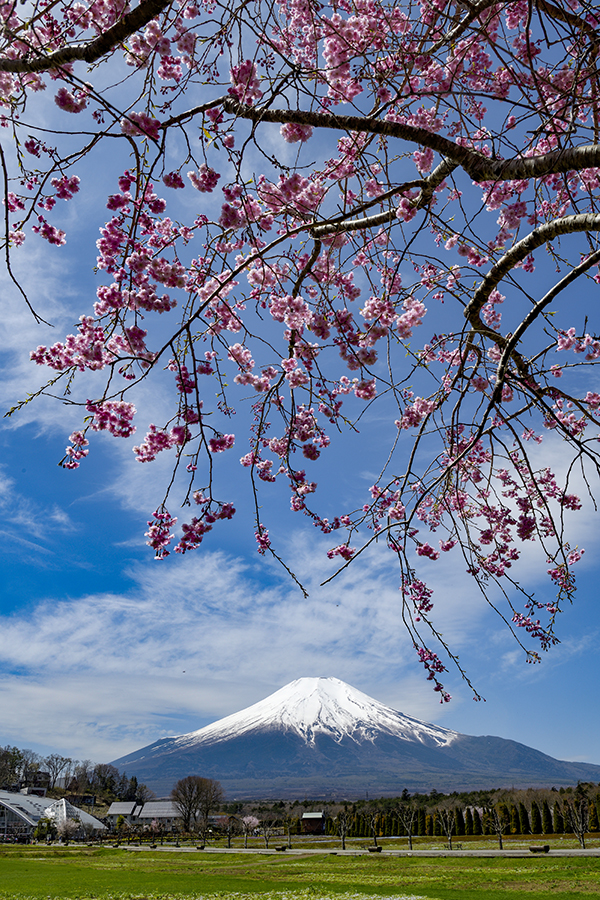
0;790;106;840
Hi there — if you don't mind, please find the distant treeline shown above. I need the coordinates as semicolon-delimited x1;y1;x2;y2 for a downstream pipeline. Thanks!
0;744;154;804
226;782;600;848
326;784;600;835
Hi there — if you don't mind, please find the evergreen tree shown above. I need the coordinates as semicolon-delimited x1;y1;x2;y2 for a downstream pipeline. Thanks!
531;802;542;835
465;808;474;836
589;799;599;833
553;804;564;835
360;814;368;837
426;814;433;836
518;802;530;835
433;813;442;836
126;775;138;802
455;808;465;836
418;808;427;836
473;809;483;836
510;804;520;834
541;800;553;835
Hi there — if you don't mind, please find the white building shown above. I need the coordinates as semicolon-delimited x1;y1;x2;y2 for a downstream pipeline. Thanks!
0;790;106;840
106;799;180;831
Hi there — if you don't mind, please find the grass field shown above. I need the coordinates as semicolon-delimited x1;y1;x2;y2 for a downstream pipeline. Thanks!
0;845;599;900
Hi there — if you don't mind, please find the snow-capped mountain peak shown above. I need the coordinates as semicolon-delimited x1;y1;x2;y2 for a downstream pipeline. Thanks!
172;676;457;749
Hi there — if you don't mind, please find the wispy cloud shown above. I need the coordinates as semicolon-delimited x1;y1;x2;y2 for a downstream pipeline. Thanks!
0;536;493;762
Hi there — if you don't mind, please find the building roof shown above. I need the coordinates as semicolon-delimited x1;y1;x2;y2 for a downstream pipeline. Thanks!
136;800;179;820
0;790;106;830
106;801;138;816
302;812;324;819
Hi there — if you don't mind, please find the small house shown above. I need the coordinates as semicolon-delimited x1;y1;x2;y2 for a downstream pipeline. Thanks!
301;811;325;834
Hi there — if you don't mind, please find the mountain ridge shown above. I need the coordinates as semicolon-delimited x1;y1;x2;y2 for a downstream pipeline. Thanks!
168;677;458;749
111;676;600;798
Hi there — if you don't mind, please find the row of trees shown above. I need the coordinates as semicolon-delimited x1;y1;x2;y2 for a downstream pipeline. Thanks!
0;745;154;805
327;796;599;846
324;783;600;849
215;783;600;851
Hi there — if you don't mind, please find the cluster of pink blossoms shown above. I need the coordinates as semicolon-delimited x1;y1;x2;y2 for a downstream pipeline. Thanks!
86;399;136;438
175;498;236;554
187;165;220;193
134;425;182;462
54;85;90;113
63;431;89;470
120;112;161;140
228;60;262;105
145;510;178;559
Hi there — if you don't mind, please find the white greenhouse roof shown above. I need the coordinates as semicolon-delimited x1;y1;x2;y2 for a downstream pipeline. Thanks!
0;790;106;830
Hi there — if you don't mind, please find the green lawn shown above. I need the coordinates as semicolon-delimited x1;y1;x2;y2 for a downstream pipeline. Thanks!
0;847;599;900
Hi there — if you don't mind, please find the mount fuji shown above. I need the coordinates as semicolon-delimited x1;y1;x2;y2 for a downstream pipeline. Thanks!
111;677;600;798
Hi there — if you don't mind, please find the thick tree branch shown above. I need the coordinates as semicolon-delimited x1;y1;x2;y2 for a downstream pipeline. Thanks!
223;99;485;175
494;248;600;390
465;214;600;324
223;100;600;184
0;0;171;73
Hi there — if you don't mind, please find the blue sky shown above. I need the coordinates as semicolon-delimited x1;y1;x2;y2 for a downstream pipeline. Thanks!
2;237;599;770
1;66;600;780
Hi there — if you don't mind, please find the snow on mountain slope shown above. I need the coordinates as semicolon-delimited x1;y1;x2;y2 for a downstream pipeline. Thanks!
171;676;458;749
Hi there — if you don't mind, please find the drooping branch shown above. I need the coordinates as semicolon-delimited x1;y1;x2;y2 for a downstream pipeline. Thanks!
0;0;171;73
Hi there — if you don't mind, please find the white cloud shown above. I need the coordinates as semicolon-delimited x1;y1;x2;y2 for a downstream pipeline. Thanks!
0;535;495;761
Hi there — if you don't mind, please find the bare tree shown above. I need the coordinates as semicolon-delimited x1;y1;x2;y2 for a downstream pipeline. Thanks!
562;786;590;849
171;775;223;837
240;815;259;849
44;755;72;790
135;783;157;804
483;799;510;851
364;805;381;848
171;775;201;832
335;808;351;851
435;803;457;851
259;812;280;849
223;815;240;848
19;749;42;782
197;778;224;843
395;801;418;850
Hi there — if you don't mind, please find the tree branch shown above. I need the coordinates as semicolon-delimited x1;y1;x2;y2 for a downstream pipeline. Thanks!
223;99;486;176
0;0;171;73
494;247;600;391
223;100;600;184
312;159;456;236
466;213;600;323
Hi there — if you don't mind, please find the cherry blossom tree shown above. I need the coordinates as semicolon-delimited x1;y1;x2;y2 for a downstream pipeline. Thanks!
4;0;600;699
